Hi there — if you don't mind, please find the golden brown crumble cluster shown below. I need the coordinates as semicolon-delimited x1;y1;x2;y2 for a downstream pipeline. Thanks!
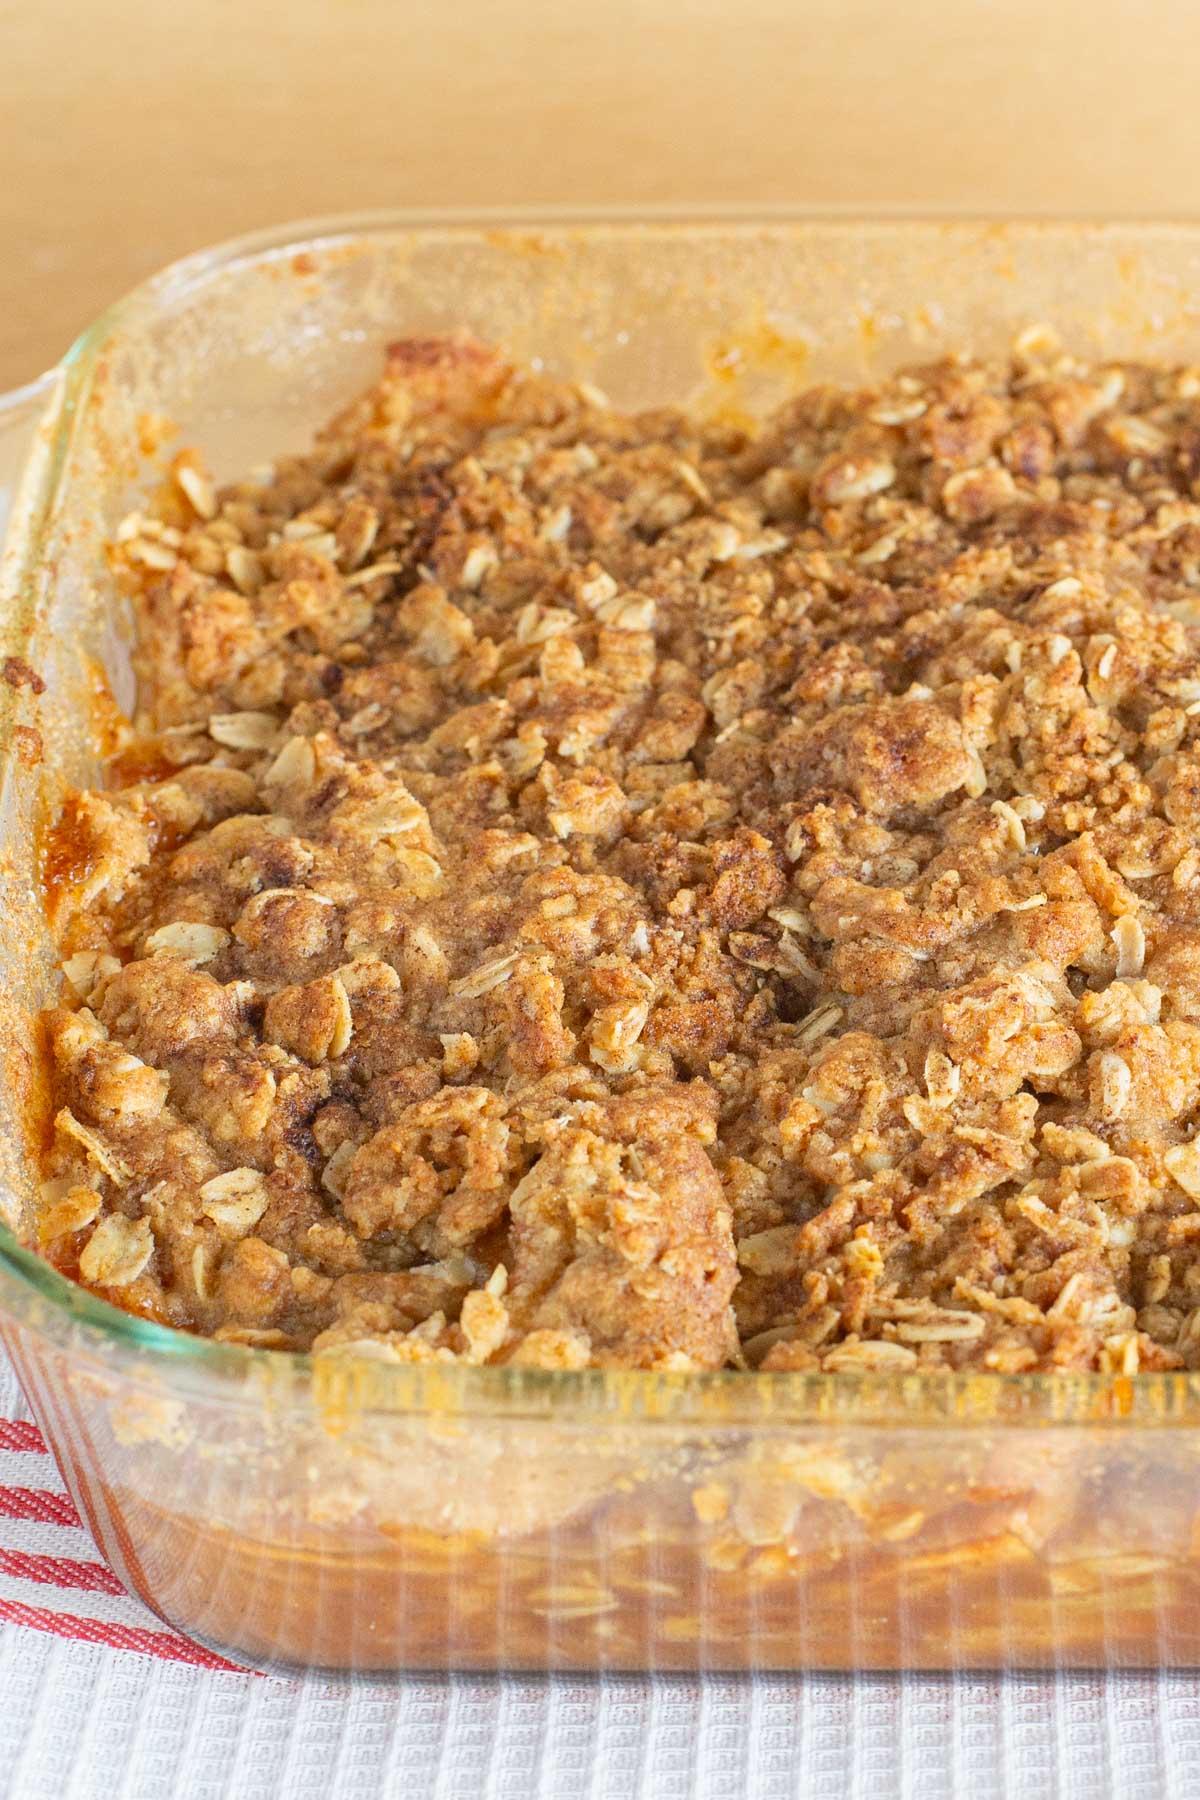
38;329;1200;1373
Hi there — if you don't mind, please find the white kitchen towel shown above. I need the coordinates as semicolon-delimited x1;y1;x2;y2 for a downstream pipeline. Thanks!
0;1344;1199;1800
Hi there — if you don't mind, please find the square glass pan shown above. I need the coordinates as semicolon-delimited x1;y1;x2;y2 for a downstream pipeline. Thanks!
5;215;1200;1674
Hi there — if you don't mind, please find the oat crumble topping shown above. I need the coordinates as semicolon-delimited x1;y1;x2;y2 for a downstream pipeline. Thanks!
37;330;1200;1373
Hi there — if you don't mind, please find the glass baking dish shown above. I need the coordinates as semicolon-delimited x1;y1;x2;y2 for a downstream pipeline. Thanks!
7;214;1200;1675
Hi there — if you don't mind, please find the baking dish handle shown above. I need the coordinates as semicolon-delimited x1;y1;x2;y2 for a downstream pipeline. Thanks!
0;369;61;555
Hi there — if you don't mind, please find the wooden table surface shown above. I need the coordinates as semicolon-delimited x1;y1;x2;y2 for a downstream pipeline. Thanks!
3;0;1198;390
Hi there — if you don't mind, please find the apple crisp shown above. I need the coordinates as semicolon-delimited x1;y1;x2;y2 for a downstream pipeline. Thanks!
36;330;1200;1373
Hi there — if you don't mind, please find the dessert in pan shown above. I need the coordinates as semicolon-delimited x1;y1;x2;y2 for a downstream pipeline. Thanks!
40;327;1200;1387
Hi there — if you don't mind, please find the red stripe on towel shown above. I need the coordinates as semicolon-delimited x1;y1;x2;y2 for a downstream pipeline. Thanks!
0;1487;81;1528
0;1420;47;1454
0;1547;127;1596
0;1597;246;1671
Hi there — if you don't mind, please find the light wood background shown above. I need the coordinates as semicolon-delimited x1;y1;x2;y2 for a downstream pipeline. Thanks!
3;0;1198;389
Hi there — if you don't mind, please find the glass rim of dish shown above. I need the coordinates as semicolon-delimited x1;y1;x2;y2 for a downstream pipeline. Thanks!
11;207;1200;1423
18;204;1200;405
